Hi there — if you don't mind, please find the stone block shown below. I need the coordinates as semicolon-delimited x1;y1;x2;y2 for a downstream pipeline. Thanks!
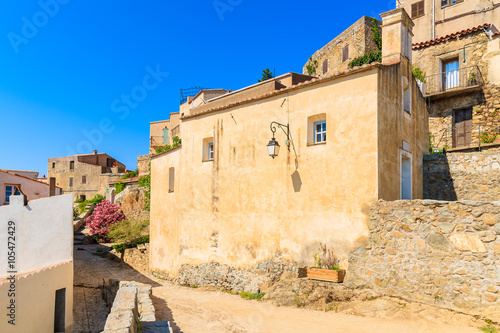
449;234;487;252
483;214;498;226
104;310;136;332
438;222;455;233
426;234;452;252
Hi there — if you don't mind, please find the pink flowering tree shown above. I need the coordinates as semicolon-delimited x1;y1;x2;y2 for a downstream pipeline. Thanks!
85;200;125;242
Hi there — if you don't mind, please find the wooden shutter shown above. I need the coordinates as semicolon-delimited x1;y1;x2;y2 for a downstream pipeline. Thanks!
322;59;328;74
342;45;349;62
412;1;424;18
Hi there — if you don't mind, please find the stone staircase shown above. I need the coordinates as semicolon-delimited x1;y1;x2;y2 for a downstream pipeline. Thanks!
74;227;85;246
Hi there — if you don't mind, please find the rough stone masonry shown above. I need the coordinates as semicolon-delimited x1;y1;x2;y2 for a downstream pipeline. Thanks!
345;199;500;320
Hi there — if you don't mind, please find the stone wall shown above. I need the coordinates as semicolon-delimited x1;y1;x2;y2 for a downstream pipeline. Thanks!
115;187;150;222
175;260;298;294
345;199;500;320
424;151;500;201
137;154;152;177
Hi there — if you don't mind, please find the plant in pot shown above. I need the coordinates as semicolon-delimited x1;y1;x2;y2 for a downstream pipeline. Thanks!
468;71;477;86
306;245;346;283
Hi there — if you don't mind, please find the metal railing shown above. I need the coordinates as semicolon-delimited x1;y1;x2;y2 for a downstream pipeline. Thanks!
431;121;500;151
421;65;483;96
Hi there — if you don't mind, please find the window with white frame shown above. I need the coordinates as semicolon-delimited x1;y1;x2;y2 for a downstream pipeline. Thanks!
314;120;326;143
203;137;214;161
208;142;214;160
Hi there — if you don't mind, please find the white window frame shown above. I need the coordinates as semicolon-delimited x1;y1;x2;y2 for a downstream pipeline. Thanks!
314;120;326;144
208;142;214;161
4;184;20;204
400;149;413;200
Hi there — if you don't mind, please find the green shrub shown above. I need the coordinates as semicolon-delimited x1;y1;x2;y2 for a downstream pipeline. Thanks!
108;219;149;243
121;169;138;180
111;235;150;253
74;198;83;203
114;182;126;194
139;175;151;211
240;292;265;301
156;136;181;154
412;65;426;83
348;51;382;68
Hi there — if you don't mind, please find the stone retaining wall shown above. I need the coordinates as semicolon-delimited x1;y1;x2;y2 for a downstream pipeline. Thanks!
345;199;500;320
177;260;298;294
109;246;149;272
424;151;500;201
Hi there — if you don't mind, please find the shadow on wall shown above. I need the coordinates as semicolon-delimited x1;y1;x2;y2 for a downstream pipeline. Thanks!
423;154;457;201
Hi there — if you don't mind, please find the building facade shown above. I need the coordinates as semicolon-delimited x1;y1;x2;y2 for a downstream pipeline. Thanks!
0;194;74;332
149;9;429;277
397;0;500;42
0;169;61;206
48;150;127;201
302;16;382;77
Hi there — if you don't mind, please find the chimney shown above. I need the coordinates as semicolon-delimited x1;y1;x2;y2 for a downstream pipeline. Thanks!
93;150;98;164
380;8;414;65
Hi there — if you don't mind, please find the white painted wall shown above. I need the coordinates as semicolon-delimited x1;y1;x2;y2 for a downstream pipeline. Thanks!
0;194;73;276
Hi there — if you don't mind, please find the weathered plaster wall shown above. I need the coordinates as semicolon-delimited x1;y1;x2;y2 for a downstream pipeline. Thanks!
377;61;429;200
150;119;170;152
424;151;500;201
345;199;500;320
0;194;74;332
0;261;74;333
150;64;428;277
0;171;61;205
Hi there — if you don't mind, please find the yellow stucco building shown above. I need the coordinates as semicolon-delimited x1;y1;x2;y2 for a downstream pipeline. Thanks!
149;9;429;277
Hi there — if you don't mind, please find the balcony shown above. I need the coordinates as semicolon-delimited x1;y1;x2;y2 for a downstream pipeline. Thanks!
420;65;483;98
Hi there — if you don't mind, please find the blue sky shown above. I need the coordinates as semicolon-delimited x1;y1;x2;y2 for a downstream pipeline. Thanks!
0;0;394;175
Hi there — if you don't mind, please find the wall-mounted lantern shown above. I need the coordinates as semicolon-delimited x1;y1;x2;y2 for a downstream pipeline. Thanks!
267;121;290;159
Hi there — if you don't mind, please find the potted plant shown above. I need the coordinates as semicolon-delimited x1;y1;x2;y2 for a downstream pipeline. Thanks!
468;71;477;86
305;246;346;283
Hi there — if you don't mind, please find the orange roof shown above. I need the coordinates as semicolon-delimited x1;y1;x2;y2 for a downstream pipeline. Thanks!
413;24;491;49
109;176;140;185
181;63;385;121
0;170;63;189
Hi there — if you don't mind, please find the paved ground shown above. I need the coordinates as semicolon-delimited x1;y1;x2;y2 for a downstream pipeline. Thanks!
73;242;489;333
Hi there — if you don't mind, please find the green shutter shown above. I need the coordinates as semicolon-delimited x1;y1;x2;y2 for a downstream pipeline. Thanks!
163;129;169;144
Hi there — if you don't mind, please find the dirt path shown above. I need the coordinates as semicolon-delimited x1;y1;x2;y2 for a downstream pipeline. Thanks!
73;243;487;333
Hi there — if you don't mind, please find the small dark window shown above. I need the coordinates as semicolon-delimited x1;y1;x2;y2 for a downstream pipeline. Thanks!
69;177;73;187
107;158;114;167
52;162;55;169
322;59;328;74
82;175;87;184
69;161;74;171
342;45;349;62
441;0;448;7
80;195;86;201
54;288;66;333
412;1;425;18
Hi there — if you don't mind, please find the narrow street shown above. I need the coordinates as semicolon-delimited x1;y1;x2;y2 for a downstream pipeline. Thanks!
73;242;483;333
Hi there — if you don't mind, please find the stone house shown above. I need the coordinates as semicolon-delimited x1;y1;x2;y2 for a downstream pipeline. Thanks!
302;16;382;77
149;9;429;277
397;0;500;43
0;169;62;206
48;150;127;201
0;193;74;332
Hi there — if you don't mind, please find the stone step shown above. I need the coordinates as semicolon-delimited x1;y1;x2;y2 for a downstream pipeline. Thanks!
141;321;172;333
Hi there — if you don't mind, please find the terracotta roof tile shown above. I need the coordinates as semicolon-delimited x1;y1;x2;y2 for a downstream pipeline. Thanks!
413;24;491;49
181;63;388;121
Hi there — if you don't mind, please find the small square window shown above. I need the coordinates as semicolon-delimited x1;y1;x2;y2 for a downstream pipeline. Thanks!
81;175;87;184
203;137;214;162
314;120;326;143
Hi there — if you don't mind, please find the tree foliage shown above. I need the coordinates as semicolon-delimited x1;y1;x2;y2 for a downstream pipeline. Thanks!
258;68;275;82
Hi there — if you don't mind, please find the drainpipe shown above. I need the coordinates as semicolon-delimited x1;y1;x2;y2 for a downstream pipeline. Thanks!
432;0;436;39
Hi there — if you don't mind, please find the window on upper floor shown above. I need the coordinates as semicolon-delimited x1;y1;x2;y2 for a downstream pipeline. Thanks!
441;0;463;8
322;59;328;74
169;167;175;193
69;161;74;171
402;76;412;114
202;137;214;162
307;114;327;145
411;1;425;18
4;184;21;204
342;45;349;62
52;162;56;169
82;175;87;184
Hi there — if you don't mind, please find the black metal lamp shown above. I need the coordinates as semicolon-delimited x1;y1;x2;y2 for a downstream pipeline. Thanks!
268;121;290;158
